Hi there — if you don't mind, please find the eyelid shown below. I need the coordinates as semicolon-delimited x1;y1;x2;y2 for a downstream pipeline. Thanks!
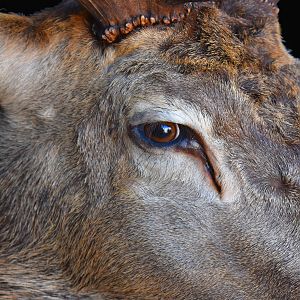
129;110;189;127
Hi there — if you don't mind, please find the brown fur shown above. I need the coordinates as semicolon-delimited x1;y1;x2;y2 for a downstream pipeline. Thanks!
0;0;300;299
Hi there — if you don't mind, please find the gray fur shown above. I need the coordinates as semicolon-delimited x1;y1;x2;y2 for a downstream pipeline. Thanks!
0;0;299;299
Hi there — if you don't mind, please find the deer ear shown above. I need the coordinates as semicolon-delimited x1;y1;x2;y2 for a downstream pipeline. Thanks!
0;12;66;124
0;13;35;107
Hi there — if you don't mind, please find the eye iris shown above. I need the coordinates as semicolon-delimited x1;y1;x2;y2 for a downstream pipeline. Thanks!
145;122;179;143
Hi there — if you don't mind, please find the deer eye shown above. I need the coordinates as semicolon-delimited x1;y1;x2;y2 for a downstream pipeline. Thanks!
133;122;183;147
145;122;180;143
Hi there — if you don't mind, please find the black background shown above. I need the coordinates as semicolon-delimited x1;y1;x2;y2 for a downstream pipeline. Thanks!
0;1;299;58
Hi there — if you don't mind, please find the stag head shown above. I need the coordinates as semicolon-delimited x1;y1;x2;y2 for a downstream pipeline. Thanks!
0;0;299;299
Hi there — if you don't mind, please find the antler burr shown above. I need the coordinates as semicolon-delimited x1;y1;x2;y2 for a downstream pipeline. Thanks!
78;0;199;42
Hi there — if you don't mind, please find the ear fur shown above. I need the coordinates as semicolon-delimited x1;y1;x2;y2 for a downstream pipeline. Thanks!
0;13;33;106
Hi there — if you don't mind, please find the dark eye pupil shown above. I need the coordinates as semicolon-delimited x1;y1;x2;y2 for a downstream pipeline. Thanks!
144;122;179;143
154;124;172;138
